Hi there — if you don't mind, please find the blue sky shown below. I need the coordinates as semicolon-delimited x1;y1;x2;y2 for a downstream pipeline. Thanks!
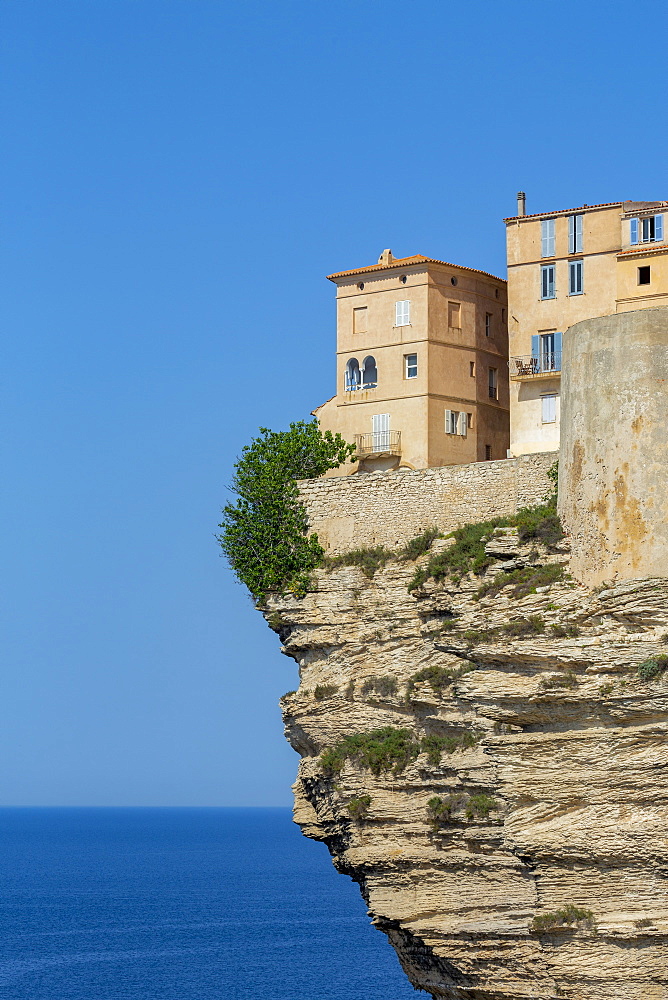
1;0;666;805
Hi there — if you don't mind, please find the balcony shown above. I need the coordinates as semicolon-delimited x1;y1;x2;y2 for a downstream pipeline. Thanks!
509;352;562;380
354;430;402;457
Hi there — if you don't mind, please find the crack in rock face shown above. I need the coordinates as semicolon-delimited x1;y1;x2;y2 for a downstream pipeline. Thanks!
265;535;668;1000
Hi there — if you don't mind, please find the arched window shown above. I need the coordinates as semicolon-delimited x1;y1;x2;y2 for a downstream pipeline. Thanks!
362;355;378;388
345;358;360;391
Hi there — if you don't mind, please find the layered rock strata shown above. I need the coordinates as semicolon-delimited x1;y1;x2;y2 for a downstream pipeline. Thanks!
265;533;668;1000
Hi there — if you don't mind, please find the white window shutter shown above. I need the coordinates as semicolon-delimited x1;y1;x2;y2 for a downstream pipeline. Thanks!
458;412;467;437
568;215;574;253
656;215;664;241
630;218;639;244
445;409;452;434
576;214;583;251
395;302;401;326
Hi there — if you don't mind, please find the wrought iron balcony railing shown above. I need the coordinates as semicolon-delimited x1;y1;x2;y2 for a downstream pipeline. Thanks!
509;352;562;378
354;430;401;457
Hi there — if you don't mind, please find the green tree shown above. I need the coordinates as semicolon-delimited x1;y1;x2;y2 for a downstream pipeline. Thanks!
218;420;355;603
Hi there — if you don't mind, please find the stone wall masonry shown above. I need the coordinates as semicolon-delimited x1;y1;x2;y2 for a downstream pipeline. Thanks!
298;451;556;554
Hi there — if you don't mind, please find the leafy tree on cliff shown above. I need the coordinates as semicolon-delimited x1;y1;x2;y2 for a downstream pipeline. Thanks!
218;420;355;603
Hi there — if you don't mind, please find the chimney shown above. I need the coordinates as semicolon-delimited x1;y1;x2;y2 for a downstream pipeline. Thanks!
517;191;526;217
378;249;394;265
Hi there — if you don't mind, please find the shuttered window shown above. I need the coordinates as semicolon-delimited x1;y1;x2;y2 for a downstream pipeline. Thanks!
569;260;583;295
568;214;583;253
631;215;664;245
541;264;555;299
541;219;555;257
395;300;411;326
445;410;459;435
372;413;390;450
541;394;557;424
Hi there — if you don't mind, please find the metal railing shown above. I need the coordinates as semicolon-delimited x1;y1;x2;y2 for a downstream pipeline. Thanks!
345;378;378;391
509;352;562;378
354;430;402;457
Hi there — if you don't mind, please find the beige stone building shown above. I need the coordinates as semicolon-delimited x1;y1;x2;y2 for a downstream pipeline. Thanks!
505;193;668;457
314;250;509;475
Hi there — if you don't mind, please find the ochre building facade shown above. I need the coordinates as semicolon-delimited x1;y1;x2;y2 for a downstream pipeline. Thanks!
505;194;668;457
314;250;510;475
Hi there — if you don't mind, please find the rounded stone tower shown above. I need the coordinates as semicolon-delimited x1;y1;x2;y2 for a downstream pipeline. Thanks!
559;307;668;587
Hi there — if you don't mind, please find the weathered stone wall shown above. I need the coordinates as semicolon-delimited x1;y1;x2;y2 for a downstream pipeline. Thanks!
299;452;556;554
560;307;668;587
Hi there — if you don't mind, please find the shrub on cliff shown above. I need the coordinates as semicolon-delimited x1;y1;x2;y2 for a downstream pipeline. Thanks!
218;420;355;603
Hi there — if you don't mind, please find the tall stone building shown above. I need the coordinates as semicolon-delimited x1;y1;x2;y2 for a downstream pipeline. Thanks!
314;250;510;475
505;194;668;457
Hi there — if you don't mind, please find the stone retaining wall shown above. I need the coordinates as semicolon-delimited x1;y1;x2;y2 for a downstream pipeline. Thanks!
299;452;556;554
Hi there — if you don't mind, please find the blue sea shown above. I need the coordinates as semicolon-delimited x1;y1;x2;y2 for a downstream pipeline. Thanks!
0;807;421;999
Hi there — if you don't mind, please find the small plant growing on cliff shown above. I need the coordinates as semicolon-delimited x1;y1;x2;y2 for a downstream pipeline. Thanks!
530;905;595;934
218;420;355;603
313;683;339;700
346;795;372;820
406;663;474;698
420;731;479;764
637;654;668;683
550;623;581;638
399;527;441;562
324;545;393;579
320;727;420;777
427;794;466;830
538;670;578;691
476;562;564;601
361;675;398;699
465;793;498;819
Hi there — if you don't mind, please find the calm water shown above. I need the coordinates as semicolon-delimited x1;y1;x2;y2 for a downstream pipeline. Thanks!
0;807;420;999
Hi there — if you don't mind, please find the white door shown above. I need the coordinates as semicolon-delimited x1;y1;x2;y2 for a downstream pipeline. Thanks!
372;413;390;452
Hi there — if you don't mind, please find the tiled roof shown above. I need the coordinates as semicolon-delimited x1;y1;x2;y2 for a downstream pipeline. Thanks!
503;201;624;223
617;243;668;256
327;254;504;283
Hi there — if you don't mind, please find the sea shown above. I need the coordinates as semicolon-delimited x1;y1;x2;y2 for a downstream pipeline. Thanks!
0;807;421;1000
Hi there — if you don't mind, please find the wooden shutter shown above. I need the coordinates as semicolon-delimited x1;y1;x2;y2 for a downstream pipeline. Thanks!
630;218;639;245
576;214;583;251
656;215;664;241
372;413;390;450
458;412;467;437
554;332;563;369
531;335;540;367
445;409;453;434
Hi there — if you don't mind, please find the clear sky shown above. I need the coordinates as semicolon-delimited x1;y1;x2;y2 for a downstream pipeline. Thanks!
1;0;666;805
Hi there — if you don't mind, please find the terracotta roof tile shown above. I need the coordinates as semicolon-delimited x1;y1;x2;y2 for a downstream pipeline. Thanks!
617;243;668;256
503;201;625;223
326;254;504;283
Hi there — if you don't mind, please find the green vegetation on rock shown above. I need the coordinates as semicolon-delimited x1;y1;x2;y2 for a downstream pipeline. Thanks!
637;654;668;682
346;795;372;820
530;905;596;934
218;419;354;603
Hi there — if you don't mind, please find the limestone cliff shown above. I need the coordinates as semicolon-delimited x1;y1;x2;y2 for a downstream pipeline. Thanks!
264;532;668;1000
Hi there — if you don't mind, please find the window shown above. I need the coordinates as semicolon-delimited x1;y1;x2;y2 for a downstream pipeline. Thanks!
445;410;467;436
568;214;583;253
448;301;461;329
404;353;418;379
541;394;557;423
541;219;555;257
395;300;411;326
361;355;377;388
541;264;555;299
630;215;664;245
353;307;367;333
569;260;583;295
469;361;475;377
531;332;562;372
345;358;360;391
372;413;390;451
638;266;651;285
485;312;491;337
488;367;498;400
485;445;492;461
